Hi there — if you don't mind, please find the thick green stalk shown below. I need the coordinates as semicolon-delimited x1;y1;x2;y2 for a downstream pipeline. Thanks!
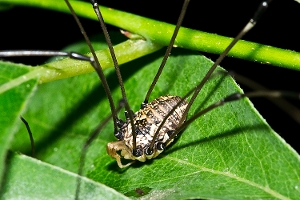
1;0;300;71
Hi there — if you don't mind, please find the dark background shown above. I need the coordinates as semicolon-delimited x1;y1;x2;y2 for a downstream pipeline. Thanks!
1;0;299;153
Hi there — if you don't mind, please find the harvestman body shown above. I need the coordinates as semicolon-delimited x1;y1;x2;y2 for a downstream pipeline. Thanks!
107;95;188;167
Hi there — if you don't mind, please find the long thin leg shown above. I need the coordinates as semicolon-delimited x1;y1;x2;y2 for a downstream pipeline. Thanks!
166;90;300;144
0;51;92;62
88;0;138;154
64;0;119;135
231;72;300;124
20;116;35;157
75;99;125;200
142;0;190;107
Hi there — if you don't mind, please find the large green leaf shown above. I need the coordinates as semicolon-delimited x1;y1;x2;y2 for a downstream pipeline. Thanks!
1;36;299;199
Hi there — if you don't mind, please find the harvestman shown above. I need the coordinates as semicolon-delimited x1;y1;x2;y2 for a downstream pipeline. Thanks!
67;0;298;169
63;1;300;198
0;0;298;170
0;0;300;198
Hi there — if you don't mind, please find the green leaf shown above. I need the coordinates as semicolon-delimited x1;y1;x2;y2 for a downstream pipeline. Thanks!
1;152;129;200
0;62;38;189
1;38;299;198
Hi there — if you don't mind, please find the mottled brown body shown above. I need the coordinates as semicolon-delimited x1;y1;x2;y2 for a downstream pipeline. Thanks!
107;95;188;168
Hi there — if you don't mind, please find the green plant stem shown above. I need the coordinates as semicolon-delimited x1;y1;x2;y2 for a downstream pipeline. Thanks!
1;0;300;71
39;39;162;83
0;39;162;94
